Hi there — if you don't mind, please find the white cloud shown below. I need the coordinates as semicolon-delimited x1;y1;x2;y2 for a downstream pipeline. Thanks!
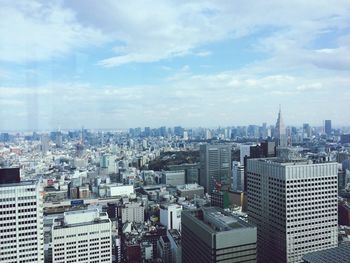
0;1;107;63
1;0;350;68
66;0;350;67
296;83;323;91
2;66;349;130
1;1;350;129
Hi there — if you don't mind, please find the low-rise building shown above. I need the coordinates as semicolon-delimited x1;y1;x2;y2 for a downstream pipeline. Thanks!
121;202;144;223
176;183;204;199
162;170;185;186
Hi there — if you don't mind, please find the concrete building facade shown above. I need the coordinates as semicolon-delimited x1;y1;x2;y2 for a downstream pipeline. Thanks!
200;144;232;193
232;161;244;191
160;204;182;230
121;202;144;223
52;209;112;263
0;178;44;263
182;207;257;263
162;170;185;186
247;158;338;263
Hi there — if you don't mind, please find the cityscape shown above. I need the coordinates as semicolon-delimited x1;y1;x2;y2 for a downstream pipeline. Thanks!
1;1;350;263
2;113;350;262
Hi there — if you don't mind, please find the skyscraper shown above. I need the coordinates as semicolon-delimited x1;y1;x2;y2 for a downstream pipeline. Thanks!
0;168;44;262
199;144;231;193
232;161;244;191
247;157;338;263
324;120;332;136
41;134;50;155
303;123;311;139
182;207;257;263
275;107;287;147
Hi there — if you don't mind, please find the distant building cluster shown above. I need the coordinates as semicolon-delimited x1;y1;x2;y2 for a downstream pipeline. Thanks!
1;110;350;262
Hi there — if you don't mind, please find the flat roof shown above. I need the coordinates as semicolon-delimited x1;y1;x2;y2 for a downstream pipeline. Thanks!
0;180;36;188
168;229;181;246
183;207;255;233
302;243;350;263
53;209;109;229
253;157;336;166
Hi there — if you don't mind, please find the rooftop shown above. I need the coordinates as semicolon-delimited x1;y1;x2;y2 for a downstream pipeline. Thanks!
53;209;110;229
168;229;181;246
254;157;336;166
184;207;255;233
0;180;36;188
177;183;204;190
302;243;350;263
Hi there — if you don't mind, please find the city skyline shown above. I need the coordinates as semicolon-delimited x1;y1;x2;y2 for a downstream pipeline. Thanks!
1;1;350;130
0;118;346;133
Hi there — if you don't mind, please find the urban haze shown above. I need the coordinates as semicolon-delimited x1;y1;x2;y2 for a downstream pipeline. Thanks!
1;1;350;263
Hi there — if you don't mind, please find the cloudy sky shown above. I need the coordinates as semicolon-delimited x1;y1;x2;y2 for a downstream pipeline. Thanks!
0;0;350;131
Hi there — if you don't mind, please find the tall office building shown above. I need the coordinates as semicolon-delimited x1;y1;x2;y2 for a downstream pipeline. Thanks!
275;107;287;147
303;123;311;139
247;157;338;263
52;209;112;263
182;207;257;263
200;144;231;193
240;144;253;164
232;161;244;191
0;168;44;263
41;134;50;155
324;120;332;136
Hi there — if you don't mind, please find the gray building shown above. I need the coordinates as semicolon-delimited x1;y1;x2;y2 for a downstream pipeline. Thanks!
247;157;338;263
232;161;244;191
167;229;181;263
176;183;204;199
324;120;332;136
302;243;350;263
162;170;185;186
275;107;288;147
168;163;200;184
157;235;172;263
200;144;231;193
41;134;50;155
182;207;257;263
340;134;350;144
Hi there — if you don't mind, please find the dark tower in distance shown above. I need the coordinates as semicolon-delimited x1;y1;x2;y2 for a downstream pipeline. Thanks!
325;120;332;136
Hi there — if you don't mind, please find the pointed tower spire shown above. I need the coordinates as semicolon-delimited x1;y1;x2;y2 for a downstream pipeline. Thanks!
275;106;287;147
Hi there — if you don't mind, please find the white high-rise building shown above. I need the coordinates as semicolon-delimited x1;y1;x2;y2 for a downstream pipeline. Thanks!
160;204;182;230
247;157;338;263
0;176;44;263
52;209;112;263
